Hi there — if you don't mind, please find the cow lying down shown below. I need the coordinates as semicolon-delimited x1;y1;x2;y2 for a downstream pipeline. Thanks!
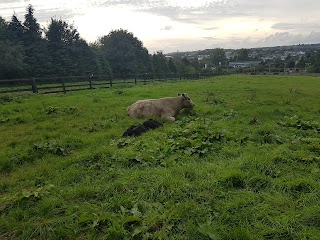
127;93;195;121
123;119;163;137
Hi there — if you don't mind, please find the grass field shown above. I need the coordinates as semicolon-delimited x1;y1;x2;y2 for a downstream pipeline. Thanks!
1;75;320;239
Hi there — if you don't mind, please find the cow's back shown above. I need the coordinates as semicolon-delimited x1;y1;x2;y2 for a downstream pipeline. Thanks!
127;99;162;118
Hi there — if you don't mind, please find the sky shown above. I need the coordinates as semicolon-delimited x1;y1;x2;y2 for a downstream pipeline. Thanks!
1;0;320;53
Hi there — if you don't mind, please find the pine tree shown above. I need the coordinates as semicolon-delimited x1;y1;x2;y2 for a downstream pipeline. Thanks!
23;4;41;44
7;14;24;43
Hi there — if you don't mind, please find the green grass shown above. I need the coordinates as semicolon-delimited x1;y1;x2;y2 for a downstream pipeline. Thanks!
1;75;320;239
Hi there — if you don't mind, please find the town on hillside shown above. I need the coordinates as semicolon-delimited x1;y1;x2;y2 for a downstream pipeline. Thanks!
165;43;320;73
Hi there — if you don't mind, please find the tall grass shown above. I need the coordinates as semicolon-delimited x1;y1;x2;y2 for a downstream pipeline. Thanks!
1;75;320;239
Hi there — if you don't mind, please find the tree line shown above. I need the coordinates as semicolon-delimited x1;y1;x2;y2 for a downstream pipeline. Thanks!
0;5;207;80
1;5;320;80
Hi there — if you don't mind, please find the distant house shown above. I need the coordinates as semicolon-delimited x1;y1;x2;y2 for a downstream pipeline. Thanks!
229;61;261;68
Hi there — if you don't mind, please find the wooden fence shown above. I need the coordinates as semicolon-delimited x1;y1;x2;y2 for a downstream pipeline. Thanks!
0;72;217;94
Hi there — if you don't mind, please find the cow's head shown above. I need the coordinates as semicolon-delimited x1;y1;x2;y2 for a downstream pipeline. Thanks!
178;93;195;108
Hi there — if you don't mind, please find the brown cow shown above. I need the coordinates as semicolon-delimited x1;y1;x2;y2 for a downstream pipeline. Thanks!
127;93;195;121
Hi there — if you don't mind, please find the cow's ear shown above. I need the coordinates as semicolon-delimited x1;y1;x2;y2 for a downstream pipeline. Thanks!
182;93;185;97
178;93;181;96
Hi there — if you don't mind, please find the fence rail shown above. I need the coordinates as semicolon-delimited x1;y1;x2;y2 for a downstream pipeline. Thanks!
0;72;218;94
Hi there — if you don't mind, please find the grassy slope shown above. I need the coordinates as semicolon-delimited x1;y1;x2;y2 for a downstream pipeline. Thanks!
0;75;320;239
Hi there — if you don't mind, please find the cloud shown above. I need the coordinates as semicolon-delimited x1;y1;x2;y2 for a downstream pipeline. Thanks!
97;0;252;24
271;22;320;30
0;0;20;3
203;26;219;31
161;25;172;31
258;31;320;47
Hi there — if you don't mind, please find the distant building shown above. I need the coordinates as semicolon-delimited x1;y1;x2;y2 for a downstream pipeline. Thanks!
229;61;261;68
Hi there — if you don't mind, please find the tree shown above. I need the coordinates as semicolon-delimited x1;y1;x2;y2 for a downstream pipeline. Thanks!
46;18;96;76
99;29;152;75
168;58;177;73
209;48;227;66
152;51;169;73
21;5;49;76
177;58;196;74
7;14;24;43
308;50;320;73
0;17;8;40
23;4;42;44
0;41;26;79
236;48;249;61
296;56;306;69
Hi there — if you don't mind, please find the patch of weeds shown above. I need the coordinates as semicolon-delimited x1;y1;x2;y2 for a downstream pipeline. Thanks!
1;184;55;214
1;116;29;125
74;152;112;171
112;138;135;148
0;118;10;124
78;213;112;232
247;89;257;101
0;152;35;173
203;91;225;105
31;139;83;157
254;127;284;144
249;117;260;125
223;109;239;118
87;93;102;103
278;115;320;132
46;105;79;115
198;223;221;239
282;98;291;105
62;105;79;114
114;90;125;95
167;118;232;157
0;94;24;104
46;106;59;115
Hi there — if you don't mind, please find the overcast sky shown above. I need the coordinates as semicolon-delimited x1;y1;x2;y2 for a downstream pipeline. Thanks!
1;0;320;53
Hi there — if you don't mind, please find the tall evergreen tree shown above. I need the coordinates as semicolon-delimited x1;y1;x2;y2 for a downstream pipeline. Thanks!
21;5;49;76
7;14;24;43
0;17;8;40
23;4;41;44
46;18;96;76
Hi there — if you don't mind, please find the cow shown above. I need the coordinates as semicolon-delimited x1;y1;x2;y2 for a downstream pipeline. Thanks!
127;93;195;121
123;119;164;137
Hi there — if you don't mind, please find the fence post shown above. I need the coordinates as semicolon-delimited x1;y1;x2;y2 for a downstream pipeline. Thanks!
31;78;38;93
89;76;93;89
134;75;137;85
109;78;113;88
61;78;66;94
